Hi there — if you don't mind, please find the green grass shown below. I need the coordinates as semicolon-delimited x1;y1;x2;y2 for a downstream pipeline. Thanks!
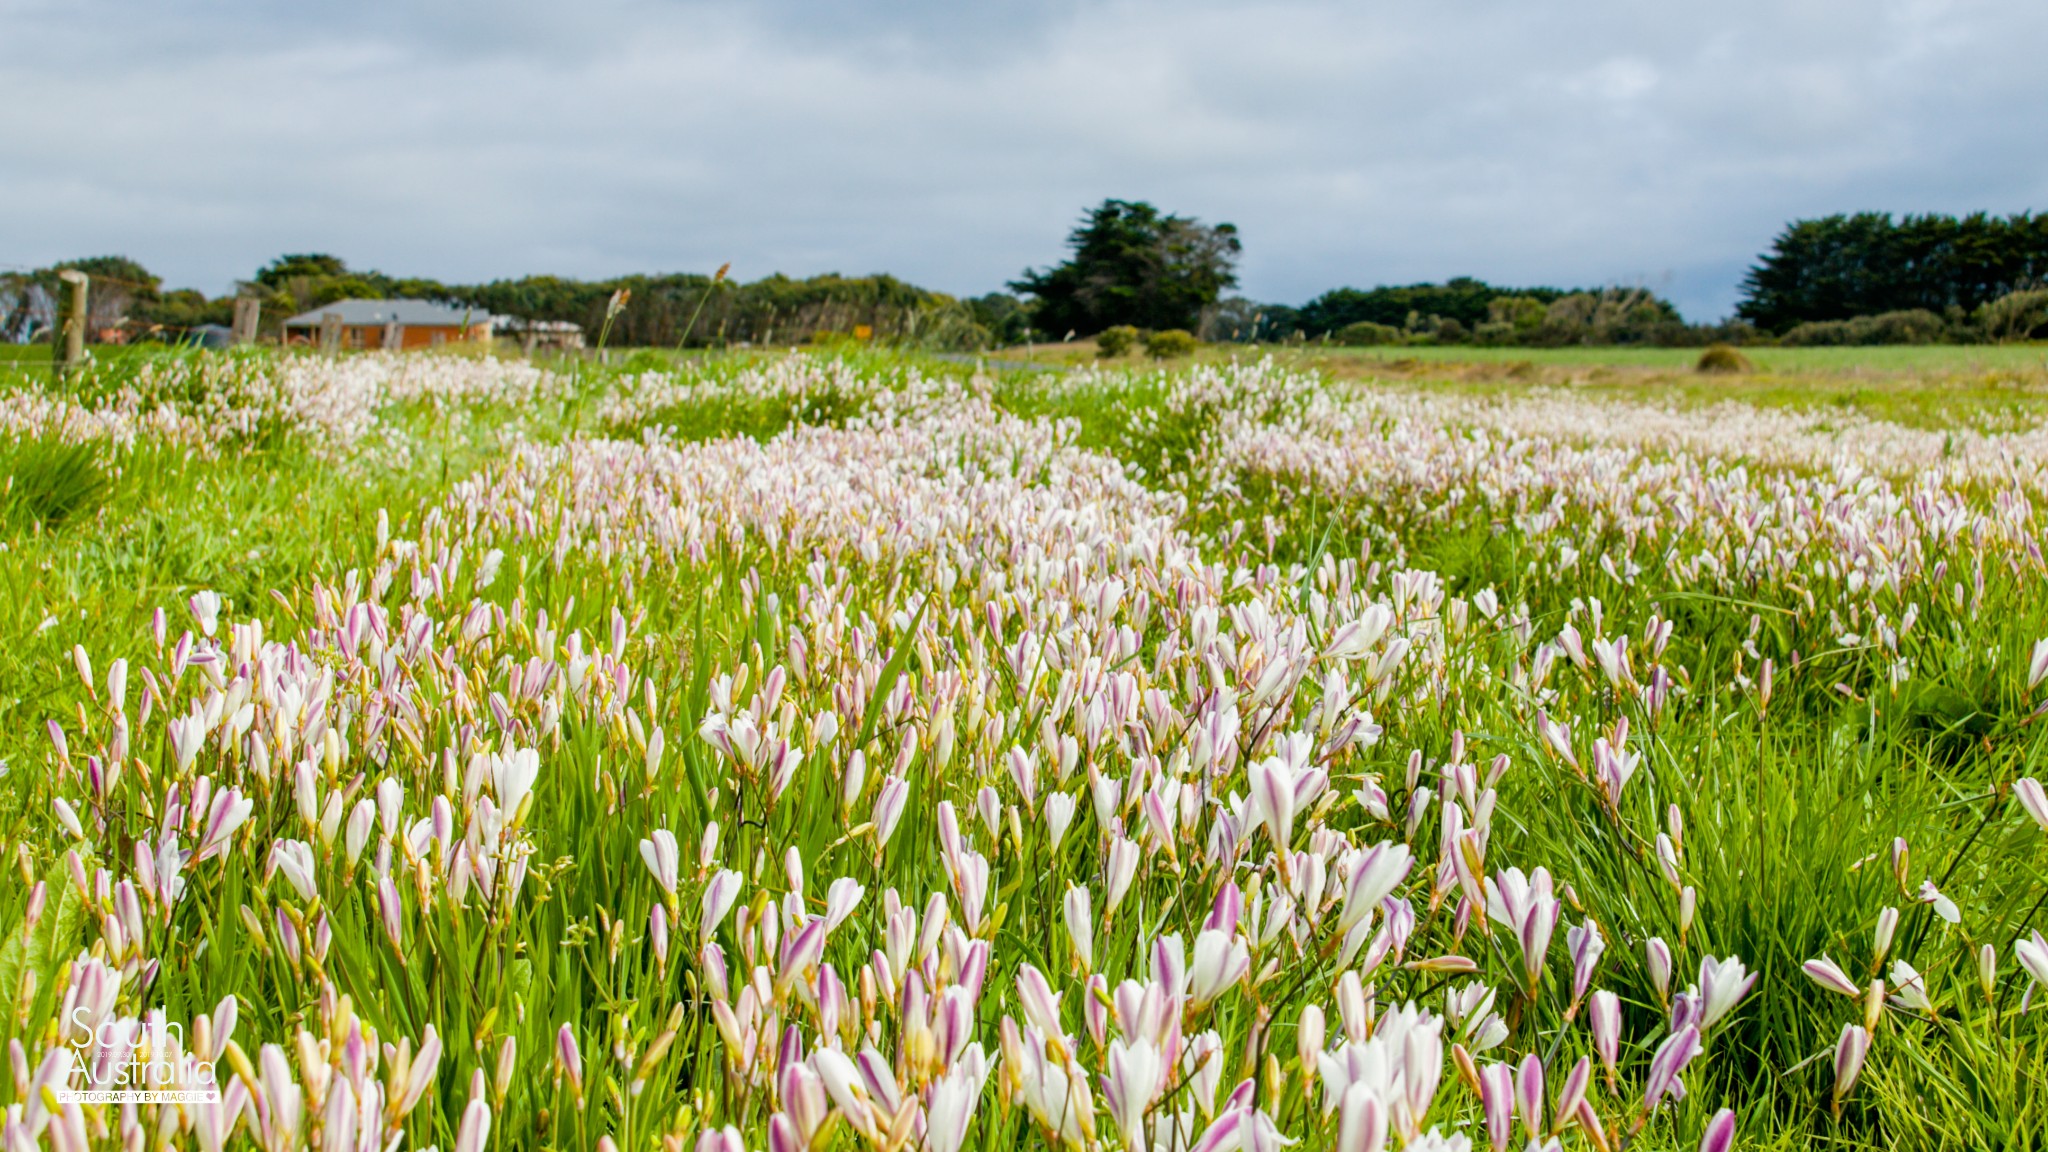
1268;345;2048;431
1307;341;2048;374
982;338;2048;429
991;336;2048;374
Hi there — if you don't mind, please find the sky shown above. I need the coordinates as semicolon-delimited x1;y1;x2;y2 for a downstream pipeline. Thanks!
3;0;2044;321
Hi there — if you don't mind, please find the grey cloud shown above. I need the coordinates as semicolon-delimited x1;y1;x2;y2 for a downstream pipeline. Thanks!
2;0;2043;320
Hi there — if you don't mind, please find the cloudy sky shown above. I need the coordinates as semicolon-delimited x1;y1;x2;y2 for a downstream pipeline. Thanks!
3;0;2044;320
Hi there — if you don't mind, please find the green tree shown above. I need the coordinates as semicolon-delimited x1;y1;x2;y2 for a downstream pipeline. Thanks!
1299;278;1576;335
1738;212;2048;332
254;254;349;287
309;277;385;307
137;288;231;334
1010;199;1240;335
966;293;1030;346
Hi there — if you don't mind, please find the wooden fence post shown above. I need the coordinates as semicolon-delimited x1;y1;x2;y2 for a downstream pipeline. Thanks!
232;297;261;345
55;269;88;380
320;312;342;353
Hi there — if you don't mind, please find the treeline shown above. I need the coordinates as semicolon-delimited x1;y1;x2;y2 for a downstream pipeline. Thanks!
453;271;1023;349
1001;201;1722;348
1;253;1033;351
1279;279;1711;347
14;204;2048;353
252;255;1028;350
1736;212;2048;341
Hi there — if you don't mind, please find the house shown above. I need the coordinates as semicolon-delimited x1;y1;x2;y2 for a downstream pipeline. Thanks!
282;299;491;350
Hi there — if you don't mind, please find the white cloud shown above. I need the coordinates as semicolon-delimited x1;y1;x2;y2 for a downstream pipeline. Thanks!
1566;58;1661;104
1;0;2043;319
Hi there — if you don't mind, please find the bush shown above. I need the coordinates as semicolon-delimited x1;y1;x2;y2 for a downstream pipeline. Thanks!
1865;309;1947;344
1488;296;1550;333
1978;290;2048;343
1782;309;1949;346
1144;329;1199;359
1334;321;1401;347
1696;344;1753;374
1096;325;1140;358
1778;319;1856;347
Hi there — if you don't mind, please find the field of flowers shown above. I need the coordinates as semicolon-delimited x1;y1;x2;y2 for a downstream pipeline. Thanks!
2;347;2046;1152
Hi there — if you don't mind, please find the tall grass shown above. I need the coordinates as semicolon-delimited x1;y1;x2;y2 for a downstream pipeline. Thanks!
0;436;111;532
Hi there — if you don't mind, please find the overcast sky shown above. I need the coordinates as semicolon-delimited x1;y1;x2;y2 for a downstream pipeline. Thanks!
3;0;2044;320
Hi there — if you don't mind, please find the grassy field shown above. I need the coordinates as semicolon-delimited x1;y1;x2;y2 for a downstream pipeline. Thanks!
1002;339;2048;375
996;339;2048;430
0;345;2044;1152
1303;341;2048;374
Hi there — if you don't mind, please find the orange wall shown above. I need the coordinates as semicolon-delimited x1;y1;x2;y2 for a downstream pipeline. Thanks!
396;324;492;348
291;324;491;349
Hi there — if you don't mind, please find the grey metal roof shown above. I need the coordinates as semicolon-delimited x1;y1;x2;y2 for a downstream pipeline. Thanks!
281;298;483;327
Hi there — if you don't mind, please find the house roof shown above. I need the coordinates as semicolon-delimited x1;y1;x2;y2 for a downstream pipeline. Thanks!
282;298;484;328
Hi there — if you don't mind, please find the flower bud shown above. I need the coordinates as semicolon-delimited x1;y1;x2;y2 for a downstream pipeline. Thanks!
1873;907;1899;964
1832;1024;1871;1112
1646;937;1673;1004
1297;1004;1325;1074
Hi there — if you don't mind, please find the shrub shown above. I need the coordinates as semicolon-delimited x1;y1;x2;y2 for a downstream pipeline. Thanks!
1144;329;1199;359
1096;325;1140;358
1335;321;1401;347
1696;344;1753;374
1978;289;2048;343
1779;319;1856;346
1782;309;1950;346
1865;309;1946;344
1492;295;1548;331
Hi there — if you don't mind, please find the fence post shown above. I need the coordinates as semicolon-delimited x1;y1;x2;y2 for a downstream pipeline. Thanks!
55;269;88;381
320;311;343;353
232;296;261;345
